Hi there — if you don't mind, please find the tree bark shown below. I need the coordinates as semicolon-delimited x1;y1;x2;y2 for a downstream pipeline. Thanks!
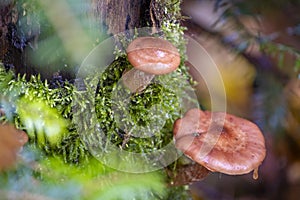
90;0;152;35
0;1;18;67
0;1;34;76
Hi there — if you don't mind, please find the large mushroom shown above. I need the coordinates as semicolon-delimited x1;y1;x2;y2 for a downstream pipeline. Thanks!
173;108;266;179
123;37;181;92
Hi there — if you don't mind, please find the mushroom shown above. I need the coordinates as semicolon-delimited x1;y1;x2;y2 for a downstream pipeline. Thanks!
173;108;266;179
0;123;28;171
123;37;181;92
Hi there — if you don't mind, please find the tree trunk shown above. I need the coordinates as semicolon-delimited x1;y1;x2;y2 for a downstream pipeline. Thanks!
90;0;152;35
0;2;12;62
0;1;19;69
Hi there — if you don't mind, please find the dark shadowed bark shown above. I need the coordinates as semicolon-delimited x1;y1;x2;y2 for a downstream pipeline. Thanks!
0;1;20;69
90;0;152;35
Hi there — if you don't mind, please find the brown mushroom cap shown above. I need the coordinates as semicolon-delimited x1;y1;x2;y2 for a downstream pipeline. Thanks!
173;108;266;175
0;124;28;171
126;37;180;75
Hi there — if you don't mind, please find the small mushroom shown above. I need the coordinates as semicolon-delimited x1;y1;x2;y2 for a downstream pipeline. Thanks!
0;123;28;171
123;37;180;92
173;108;266;178
126;37;180;75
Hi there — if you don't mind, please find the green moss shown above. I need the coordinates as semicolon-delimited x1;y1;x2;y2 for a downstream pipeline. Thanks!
152;0;187;55
0;63;89;163
164;186;192;200
91;56;195;154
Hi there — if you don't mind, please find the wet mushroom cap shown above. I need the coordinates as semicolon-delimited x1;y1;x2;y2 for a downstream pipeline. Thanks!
173;108;266;175
126;37;180;75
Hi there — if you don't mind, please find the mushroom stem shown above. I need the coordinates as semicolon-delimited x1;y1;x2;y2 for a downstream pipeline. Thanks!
166;163;209;186
121;68;155;93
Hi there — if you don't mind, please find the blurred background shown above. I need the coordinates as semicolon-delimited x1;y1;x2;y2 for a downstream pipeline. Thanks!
181;0;300;199
0;0;300;199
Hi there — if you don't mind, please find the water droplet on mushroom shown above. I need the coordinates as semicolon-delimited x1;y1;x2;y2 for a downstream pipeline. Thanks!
252;167;259;180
